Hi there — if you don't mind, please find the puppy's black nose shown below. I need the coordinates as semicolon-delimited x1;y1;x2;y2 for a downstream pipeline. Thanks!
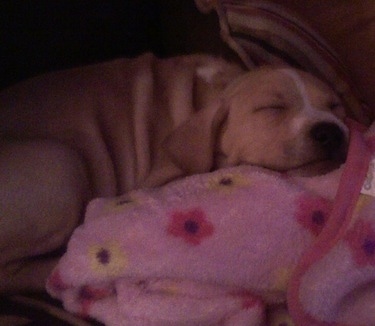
310;122;347;161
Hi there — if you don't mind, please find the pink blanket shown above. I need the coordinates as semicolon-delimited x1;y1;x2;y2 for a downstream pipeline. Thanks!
47;122;375;325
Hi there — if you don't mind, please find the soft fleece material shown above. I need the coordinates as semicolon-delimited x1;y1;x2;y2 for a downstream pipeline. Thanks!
47;122;375;325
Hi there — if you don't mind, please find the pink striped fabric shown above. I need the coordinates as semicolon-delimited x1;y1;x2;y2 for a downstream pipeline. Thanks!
197;0;372;125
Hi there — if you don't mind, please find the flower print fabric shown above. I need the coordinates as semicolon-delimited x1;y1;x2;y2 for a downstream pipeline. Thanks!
167;208;214;245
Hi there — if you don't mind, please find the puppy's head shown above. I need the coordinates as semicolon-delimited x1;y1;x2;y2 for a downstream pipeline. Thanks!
145;66;349;188
218;66;348;175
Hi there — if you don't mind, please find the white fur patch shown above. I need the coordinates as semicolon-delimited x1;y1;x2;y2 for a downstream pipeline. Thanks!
280;69;313;112
279;68;348;137
196;65;222;83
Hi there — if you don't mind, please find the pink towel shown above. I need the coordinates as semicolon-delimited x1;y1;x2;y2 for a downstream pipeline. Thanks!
47;122;375;325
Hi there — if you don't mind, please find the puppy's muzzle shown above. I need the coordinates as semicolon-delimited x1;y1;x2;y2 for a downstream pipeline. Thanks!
310;122;348;163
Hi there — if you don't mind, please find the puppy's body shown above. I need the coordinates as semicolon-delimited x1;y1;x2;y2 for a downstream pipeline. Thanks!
0;53;242;195
0;53;348;292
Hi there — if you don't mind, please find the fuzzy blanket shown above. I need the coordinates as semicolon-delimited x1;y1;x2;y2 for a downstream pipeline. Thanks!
46;122;375;326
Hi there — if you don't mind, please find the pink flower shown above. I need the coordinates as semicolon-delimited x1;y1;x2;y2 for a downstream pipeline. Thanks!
345;219;375;266
47;270;68;293
167;208;214;245
295;196;332;236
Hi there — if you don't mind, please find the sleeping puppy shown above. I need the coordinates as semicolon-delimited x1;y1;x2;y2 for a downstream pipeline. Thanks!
0;53;348;292
155;66;349;182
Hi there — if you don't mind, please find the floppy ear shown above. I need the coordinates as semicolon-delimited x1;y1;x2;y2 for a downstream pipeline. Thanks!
165;105;229;173
143;105;228;188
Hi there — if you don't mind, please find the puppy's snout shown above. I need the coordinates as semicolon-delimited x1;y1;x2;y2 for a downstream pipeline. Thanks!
310;122;347;162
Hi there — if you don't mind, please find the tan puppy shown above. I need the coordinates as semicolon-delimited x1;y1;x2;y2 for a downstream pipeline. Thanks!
158;66;348;181
0;53;348;292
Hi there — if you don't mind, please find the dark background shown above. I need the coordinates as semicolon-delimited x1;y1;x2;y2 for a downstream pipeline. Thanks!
0;0;163;89
0;0;223;90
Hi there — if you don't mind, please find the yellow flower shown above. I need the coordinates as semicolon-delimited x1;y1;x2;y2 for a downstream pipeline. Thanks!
351;194;373;225
88;241;128;277
99;192;140;215
272;267;292;292
206;172;251;192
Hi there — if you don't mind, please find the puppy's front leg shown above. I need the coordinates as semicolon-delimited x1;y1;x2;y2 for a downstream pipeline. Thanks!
0;140;91;292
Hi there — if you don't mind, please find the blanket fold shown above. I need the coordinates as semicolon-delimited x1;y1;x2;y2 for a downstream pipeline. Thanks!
47;123;375;325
